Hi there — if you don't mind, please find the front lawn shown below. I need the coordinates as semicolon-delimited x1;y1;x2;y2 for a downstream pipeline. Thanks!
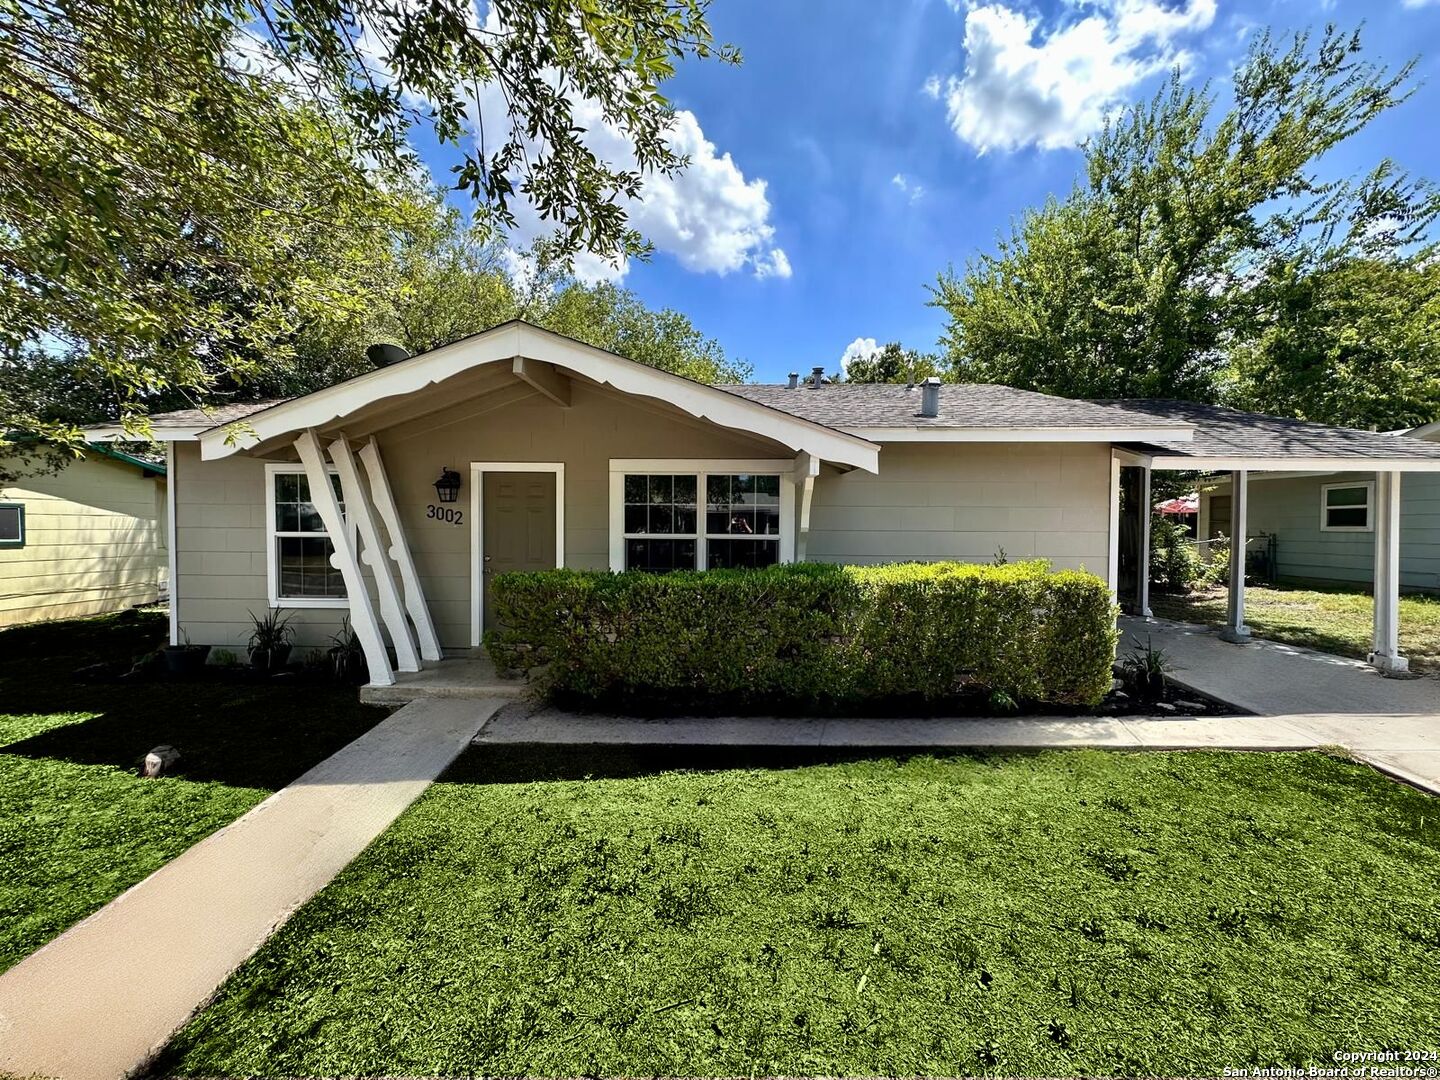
1152;584;1440;673
154;745;1439;1077
0;610;386;973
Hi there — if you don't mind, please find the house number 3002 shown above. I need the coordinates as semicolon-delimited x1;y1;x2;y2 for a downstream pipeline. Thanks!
426;504;463;525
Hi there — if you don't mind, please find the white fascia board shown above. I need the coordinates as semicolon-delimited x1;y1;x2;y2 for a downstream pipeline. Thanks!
85;425;204;442
846;425;1194;443
199;323;881;473
1151;455;1440;472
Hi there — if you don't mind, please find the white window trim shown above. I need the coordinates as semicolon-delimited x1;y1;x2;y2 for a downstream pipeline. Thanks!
1320;480;1375;533
469;462;566;648
264;462;352;609
608;459;796;572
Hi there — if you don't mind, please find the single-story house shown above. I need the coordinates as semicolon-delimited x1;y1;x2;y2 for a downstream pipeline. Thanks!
0;445;168;628
1195;422;1440;594
83;321;1440;685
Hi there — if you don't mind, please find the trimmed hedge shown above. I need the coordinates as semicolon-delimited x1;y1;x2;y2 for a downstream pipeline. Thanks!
486;560;1119;708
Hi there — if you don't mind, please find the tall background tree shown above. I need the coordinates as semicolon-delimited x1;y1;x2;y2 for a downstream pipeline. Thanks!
931;27;1440;427
0;0;737;461
841;342;943;385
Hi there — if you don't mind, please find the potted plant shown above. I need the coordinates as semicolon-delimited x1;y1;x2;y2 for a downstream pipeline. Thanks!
247;609;295;673
328;617;367;685
162;628;211;677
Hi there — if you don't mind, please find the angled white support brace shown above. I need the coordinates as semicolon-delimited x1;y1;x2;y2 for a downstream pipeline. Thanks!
329;434;420;673
512;356;571;407
1370;470;1408;675
1220;469;1250;644
359;436;442;662
794;452;819;562
295;429;395;687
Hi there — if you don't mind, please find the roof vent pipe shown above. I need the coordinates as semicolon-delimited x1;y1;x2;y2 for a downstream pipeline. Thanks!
919;376;941;418
366;342;410;367
810;366;825;389
787;372;799;389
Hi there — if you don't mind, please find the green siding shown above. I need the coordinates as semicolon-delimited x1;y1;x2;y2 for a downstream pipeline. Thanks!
1203;472;1440;593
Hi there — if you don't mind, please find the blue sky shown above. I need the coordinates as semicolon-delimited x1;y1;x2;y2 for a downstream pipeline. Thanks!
467;0;1440;382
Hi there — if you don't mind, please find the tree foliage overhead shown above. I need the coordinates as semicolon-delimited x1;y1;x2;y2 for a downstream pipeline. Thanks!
0;0;735;451
841;342;943;385
931;26;1440;426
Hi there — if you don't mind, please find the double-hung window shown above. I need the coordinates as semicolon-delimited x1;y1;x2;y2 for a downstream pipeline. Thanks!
267;467;348;604
611;461;792;572
1320;482;1374;532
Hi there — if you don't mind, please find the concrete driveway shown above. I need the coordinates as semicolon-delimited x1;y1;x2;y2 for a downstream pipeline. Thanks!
1121;615;1440;791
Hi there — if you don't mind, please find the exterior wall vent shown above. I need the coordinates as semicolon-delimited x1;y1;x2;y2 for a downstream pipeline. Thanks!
919;377;941;418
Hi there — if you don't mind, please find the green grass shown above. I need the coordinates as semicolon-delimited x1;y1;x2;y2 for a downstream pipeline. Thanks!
1152;584;1440;673
0;610;386;972
154;745;1440;1077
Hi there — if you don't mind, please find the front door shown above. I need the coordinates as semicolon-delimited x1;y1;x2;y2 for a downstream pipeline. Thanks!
481;471;557;630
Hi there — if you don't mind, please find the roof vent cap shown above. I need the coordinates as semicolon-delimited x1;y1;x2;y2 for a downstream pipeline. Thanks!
366;342;410;367
810;366;825;389
787;372;799;389
919;376;942;418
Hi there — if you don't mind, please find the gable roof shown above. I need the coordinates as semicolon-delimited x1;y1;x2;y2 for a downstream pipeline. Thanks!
724;382;1195;441
189;322;883;472
1099;399;1440;471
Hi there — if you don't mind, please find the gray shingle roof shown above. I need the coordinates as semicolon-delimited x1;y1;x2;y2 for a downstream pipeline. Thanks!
149;400;289;427
1097;400;1440;462
720;382;1192;431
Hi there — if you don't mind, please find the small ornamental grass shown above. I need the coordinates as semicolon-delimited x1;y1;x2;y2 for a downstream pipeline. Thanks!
487;560;1118;709
152;746;1440;1078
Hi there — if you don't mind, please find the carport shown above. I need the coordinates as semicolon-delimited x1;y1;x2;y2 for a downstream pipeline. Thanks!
1101;400;1440;676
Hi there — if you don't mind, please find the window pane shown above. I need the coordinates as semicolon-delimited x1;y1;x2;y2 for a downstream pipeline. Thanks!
625;537;697;573
673;475;696;505
706;474;729;509
624;475;648;504
277;503;300;532
707;538;779;570
649;475;671;504
754;474;780;502
624;504;648;533
1327;507;1368;528
1326;486;1368;508
706;474;781;538
275;471;341;534
277;536;347;598
275;474;299;503
732;473;755;498
650;504;674;534
673;507;697;534
755;508;781;535
0;506;21;542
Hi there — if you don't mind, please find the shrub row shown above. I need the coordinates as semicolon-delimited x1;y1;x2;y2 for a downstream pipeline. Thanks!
486;560;1118;708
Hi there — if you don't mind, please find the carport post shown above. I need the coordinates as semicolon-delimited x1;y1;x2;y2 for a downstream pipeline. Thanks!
1370;470;1409;675
1139;466;1153;617
1219;469;1250;643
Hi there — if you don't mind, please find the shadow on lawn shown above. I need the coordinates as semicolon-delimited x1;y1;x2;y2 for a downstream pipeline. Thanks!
0;611;386;791
446;742;998;785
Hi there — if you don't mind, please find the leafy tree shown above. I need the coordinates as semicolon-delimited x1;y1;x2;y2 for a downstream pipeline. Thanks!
842;342;943;385
931;27;1436;410
1;0;736;448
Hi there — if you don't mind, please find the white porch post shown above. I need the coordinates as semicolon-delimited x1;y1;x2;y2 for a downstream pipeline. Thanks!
1370;470;1408;675
1139;466;1153;618
294;429;395;687
793;452;818;562
1220;469;1251;644
358;437;442;662
329;434;420;673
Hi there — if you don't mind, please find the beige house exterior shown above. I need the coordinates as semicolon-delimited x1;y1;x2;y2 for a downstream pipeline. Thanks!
85;321;1440;685
0;448;167;628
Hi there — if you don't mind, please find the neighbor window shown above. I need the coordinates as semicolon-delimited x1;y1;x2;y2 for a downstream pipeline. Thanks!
0;504;23;549
269;469;347;602
613;463;788;572
1321;482;1373;532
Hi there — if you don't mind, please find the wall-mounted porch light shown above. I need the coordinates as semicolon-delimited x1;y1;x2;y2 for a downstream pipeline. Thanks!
433;467;463;504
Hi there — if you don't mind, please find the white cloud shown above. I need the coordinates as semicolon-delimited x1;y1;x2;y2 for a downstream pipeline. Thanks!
1402;0;1440;9
838;336;880;374
928;0;1216;153
891;173;925;203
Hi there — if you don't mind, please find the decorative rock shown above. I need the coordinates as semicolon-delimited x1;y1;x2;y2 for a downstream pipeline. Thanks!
1176;699;1207;713
142;745;180;778
1152;701;1178;713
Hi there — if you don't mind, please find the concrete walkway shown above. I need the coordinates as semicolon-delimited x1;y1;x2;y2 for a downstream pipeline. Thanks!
0;696;503;1080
